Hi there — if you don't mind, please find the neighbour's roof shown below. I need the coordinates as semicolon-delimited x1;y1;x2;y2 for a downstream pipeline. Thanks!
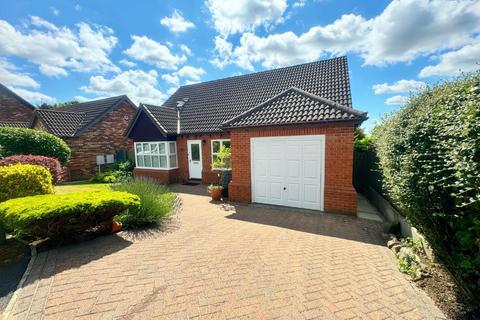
0;121;30;128
140;56;364;134
34;109;85;137
0;83;36;110
223;87;367;128
34;95;136;137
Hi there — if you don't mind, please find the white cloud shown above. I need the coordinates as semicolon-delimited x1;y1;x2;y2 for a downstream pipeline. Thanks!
161;73;179;86
119;59;136;67
124;35;186;70
0;17;119;76
10;86;56;104
50;7;60;16
0;58;39;88
176;66;205;81
419;39;480;77
160;10;195;33
293;0;306;8
206;0;287;37
30;16;58;31
74;4;81;11
373;79;426;94
39;64;68;77
211;36;233;68
385;95;409;105
214;0;480;70
81;69;166;105
167;87;178;95
180;44;192;56
162;65;206;86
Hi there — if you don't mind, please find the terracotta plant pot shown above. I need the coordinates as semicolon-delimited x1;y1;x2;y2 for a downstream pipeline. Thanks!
111;221;123;233
210;188;222;201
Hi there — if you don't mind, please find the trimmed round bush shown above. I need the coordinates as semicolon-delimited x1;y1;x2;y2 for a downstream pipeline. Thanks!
0;190;140;239
0;155;65;184
0;127;71;165
0;164;54;202
373;72;480;297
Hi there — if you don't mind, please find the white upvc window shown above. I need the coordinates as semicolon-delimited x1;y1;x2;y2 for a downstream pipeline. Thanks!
211;139;231;169
135;141;178;170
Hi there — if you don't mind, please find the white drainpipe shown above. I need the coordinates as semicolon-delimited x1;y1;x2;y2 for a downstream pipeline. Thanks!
177;109;181;134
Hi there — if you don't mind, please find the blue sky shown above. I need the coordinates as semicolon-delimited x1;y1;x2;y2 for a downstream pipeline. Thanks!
1;0;479;129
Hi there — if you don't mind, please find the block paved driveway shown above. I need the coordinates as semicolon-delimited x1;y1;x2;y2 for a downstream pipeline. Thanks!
6;185;445;320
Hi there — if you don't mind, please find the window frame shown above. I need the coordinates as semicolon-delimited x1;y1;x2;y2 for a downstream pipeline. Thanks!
134;141;178;170
211;139;231;170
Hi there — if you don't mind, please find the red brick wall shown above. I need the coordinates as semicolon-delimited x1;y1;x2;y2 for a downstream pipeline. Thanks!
133;168;179;183
176;133;230;184
63;102;136;180
228;124;357;215
0;94;34;122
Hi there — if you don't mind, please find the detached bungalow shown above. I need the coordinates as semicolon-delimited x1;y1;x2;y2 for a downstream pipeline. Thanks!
126;57;367;214
31;96;137;180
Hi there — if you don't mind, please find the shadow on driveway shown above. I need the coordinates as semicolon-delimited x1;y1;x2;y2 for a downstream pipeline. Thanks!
222;202;385;246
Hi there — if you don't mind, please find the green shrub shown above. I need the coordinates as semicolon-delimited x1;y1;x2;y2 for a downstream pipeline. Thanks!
373;72;480;297
111;178;175;228
90;170;132;183
0;164;54;202
354;128;373;151
0;190;140;239
0;127;71;165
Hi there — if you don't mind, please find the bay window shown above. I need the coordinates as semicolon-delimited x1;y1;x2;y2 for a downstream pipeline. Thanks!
135;142;178;169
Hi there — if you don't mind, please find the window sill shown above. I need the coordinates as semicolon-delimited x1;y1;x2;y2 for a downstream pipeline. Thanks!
135;167;179;171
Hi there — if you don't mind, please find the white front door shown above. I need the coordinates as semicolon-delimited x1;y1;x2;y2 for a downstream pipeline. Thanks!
187;140;202;179
251;135;325;210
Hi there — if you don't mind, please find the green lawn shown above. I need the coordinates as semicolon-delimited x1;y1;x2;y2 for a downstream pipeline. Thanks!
55;182;111;194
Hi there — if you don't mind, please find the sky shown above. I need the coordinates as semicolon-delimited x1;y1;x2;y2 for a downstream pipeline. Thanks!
1;0;479;130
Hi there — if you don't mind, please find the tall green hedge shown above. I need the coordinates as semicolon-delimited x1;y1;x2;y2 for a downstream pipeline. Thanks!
0;128;71;165
373;72;480;296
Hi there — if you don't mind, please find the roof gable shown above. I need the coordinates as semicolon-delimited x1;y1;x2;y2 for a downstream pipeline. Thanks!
0;83;36;110
34;95;136;137
223;87;367;128
144;56;358;134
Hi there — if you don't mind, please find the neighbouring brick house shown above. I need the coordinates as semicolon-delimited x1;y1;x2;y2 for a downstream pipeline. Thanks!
126;56;367;215
31;96;137;180
0;83;36;128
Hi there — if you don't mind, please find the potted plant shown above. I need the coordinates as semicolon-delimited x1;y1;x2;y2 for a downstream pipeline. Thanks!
211;145;232;198
208;184;223;201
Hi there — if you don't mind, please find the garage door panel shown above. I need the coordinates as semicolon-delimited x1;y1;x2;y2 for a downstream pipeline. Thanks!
270;159;283;177
251;135;324;210
304;160;319;179
304;184;319;203
270;183;283;202
287;160;300;178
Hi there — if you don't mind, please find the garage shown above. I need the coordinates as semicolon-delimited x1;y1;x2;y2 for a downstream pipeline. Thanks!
251;135;325;210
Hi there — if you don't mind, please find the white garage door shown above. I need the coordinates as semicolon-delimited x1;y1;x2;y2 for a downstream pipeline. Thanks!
251;135;325;211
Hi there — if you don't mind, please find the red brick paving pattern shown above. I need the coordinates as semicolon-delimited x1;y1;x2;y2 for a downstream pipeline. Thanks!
6;185;445;319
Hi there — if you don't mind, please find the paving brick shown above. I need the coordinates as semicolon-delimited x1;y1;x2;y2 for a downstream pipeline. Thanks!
6;185;446;319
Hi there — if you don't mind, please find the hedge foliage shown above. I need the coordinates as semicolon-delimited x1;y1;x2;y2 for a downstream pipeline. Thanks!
0;190;140;239
0;164;54;202
0;155;64;184
373;72;480;296
0;127;71;165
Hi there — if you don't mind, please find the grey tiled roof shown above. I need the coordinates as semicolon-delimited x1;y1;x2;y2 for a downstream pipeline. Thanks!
142;104;178;134
34;95;135;137
0;121;30;128
223;87;367;128
0;83;36;110
144;56;360;133
35;110;85;137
